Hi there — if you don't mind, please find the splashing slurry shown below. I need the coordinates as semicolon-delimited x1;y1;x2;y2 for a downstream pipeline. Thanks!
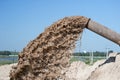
10;16;89;80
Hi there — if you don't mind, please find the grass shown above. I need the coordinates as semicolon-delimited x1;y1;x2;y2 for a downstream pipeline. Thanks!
70;56;106;65
70;56;91;64
70;56;80;63
0;61;13;66
0;60;18;66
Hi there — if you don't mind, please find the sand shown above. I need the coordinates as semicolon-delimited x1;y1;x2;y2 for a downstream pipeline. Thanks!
0;53;120;80
10;16;89;80
0;64;16;80
64;60;105;80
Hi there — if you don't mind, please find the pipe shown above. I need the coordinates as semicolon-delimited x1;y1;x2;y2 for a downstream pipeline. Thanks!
86;20;120;45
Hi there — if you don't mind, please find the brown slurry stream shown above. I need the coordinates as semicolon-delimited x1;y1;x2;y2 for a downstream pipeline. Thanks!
10;16;89;80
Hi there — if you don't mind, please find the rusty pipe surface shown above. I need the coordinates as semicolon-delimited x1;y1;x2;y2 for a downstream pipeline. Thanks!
86;20;120;45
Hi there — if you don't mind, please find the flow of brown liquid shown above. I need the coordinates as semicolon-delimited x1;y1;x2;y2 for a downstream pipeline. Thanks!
10;16;89;80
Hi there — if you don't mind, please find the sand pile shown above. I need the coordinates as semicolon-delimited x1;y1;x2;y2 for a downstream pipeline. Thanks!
10;16;89;80
0;64;16;80
64;53;120;80
64;60;105;80
88;53;120;80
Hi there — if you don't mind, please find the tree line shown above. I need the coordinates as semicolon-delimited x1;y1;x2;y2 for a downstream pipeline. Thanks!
0;51;19;55
73;50;114;56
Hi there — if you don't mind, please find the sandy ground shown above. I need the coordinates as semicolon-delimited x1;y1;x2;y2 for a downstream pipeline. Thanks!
0;60;105;80
0;53;120;80
0;63;16;80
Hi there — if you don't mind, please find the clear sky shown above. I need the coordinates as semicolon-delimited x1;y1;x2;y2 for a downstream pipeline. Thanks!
0;0;120;52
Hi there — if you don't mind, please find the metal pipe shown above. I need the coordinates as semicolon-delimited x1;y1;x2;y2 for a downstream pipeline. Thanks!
86;20;120;45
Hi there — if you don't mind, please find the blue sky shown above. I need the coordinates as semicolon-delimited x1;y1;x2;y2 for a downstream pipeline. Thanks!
0;0;120;52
